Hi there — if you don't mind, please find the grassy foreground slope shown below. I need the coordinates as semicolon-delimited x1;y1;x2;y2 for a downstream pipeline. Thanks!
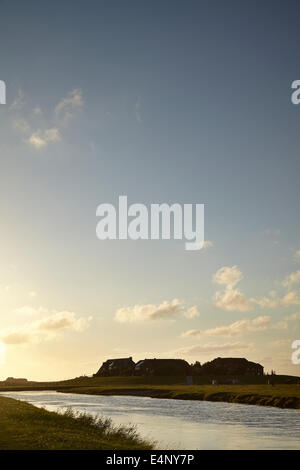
0;396;153;450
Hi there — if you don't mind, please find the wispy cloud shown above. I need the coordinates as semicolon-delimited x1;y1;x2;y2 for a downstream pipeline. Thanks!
213;265;300;312
283;270;300;289
214;287;253;312
54;88;84;124
115;299;184;322
182;316;271;338
115;299;200;323
10;88;83;150
281;290;300;306
213;265;243;288
213;266;253;312
27;128;61;149
1;309;92;345
183;306;200;319
251;290;300;308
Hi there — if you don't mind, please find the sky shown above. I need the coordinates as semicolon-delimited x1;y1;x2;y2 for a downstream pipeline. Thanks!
0;0;300;380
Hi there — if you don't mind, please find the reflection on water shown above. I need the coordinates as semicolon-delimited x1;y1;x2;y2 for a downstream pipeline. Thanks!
1;390;299;449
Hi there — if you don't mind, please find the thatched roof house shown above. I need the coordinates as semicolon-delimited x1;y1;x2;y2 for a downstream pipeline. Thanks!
94;357;135;377
135;358;191;376
201;357;263;376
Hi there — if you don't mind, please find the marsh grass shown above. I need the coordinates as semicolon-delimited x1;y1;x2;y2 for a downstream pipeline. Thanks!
0;396;154;450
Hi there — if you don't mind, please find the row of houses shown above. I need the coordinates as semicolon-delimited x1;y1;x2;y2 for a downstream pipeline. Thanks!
93;356;264;377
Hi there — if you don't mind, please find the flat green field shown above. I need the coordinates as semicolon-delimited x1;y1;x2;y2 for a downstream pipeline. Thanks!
1;375;300;409
0;396;153;450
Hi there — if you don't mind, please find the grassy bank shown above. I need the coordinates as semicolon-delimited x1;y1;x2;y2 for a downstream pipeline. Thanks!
1;375;300;410
60;383;300;409
0;396;153;450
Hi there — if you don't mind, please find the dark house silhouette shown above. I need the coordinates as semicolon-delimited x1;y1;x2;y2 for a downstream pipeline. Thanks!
94;357;135;377
134;358;191;376
93;356;264;378
201;357;263;376
4;377;28;384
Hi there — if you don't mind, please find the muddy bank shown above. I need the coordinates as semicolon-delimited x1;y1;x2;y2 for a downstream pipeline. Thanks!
59;387;300;410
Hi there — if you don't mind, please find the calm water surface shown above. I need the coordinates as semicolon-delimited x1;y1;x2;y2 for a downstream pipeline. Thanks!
1;391;299;450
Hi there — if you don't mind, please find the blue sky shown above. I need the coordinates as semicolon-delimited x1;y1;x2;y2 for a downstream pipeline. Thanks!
0;0;299;379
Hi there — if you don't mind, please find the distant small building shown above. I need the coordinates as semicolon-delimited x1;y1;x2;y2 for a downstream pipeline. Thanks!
134;358;191;376
94;357;135;377
201;357;263;376
5;377;28;384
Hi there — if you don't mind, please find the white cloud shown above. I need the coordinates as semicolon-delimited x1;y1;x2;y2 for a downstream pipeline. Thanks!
252;315;271;327
1;309;92;345
11;88;83;149
213;266;252;312
34;311;90;332
281;290;300;307
184;306;200;319
252;290;300;308
251;295;279;308
115;299;201;322
283;270;300;289
55;89;84;124
27;132;47;149
2;332;31;345
212;266;300;312
214;287;253;311
213;265;243;288
27;127;61;149
182;316;271;338
115;299;184;323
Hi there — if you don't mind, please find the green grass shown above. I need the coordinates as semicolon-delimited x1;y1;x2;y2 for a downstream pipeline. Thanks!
0;373;299;391
59;383;300;409
1;375;300;410
0;396;154;450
